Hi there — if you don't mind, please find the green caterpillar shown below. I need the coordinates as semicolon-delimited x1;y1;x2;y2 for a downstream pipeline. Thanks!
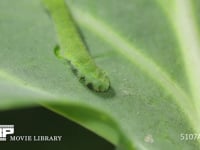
42;0;110;92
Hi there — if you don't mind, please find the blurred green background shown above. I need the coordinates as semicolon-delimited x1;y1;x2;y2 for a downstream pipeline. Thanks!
0;107;114;150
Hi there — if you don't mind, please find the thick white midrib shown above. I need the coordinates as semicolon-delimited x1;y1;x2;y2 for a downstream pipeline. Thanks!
158;0;200;130
71;8;198;128
173;0;200;113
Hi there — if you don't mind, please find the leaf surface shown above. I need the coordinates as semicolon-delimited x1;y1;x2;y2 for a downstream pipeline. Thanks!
0;0;200;149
